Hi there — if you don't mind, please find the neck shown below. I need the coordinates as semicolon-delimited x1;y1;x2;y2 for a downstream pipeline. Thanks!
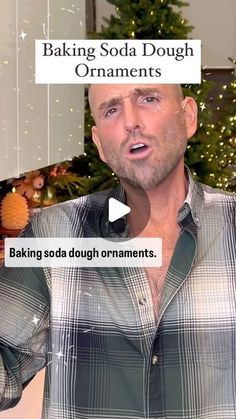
122;162;188;230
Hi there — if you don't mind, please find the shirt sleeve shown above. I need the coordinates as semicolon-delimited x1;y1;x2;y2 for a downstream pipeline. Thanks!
0;263;50;409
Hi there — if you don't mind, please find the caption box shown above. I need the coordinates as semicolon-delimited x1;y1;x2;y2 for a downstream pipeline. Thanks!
5;237;162;268
35;39;201;84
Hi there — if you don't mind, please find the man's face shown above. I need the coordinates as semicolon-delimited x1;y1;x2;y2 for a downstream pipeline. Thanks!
89;84;197;190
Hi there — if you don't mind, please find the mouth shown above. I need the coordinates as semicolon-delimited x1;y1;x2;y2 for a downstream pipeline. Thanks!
127;142;152;160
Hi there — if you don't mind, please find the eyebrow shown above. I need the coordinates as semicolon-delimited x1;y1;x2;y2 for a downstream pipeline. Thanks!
132;87;163;97
97;87;163;113
98;97;122;113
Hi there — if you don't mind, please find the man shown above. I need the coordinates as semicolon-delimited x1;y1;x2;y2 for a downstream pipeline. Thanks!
0;84;235;419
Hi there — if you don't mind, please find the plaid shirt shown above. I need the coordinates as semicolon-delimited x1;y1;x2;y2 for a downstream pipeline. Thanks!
0;171;235;419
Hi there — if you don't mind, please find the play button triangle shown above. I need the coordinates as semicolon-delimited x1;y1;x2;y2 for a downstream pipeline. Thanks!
108;198;131;223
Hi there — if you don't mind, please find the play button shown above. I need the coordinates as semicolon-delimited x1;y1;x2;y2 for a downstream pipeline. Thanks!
86;177;151;239
108;198;131;223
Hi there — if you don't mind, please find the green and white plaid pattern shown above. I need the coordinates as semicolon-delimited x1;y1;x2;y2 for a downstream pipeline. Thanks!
0;171;235;418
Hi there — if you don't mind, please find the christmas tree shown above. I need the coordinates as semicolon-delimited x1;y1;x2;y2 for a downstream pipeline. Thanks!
75;0;235;192
97;0;193;40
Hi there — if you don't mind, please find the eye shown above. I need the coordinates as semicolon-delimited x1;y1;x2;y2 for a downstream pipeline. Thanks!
142;95;160;104
104;107;119;118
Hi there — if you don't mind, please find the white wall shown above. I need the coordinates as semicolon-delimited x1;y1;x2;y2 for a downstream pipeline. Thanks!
0;0;85;181
96;0;236;67
183;0;236;67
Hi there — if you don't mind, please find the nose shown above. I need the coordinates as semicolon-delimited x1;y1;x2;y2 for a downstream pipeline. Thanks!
123;101;144;133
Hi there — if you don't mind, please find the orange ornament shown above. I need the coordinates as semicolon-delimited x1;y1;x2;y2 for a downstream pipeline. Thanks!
1;191;29;230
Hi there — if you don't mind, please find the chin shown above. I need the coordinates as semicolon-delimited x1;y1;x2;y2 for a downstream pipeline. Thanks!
124;175;162;191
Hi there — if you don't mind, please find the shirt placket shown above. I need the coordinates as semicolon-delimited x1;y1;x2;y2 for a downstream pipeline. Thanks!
148;212;198;417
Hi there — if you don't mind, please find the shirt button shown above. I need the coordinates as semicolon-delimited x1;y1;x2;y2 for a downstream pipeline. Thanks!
152;355;158;365
138;296;146;305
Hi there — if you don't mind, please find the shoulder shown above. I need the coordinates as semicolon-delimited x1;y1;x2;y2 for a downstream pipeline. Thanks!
201;183;236;206
28;189;111;237
199;183;236;225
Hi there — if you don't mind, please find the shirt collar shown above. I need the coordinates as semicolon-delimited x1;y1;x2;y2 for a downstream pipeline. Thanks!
177;166;204;228
100;166;204;237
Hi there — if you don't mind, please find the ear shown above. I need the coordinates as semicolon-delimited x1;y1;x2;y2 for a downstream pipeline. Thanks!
182;96;198;139
91;126;107;163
